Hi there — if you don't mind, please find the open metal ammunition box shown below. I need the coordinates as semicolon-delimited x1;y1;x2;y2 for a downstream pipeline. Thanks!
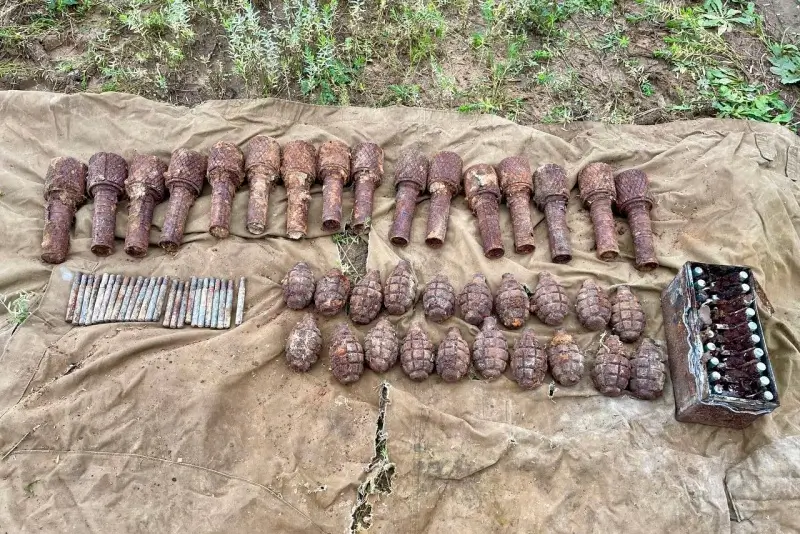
661;262;779;428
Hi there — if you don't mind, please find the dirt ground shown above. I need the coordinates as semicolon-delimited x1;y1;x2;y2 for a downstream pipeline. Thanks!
1;0;798;131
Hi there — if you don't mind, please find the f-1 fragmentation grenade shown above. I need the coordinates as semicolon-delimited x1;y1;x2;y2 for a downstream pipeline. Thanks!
458;273;493;326
349;269;383;325
575;279;611;331
590;335;630;397
436;327;470;382
384;260;417;315
472;317;509;379
610;285;646;343
546;329;584;386
364;316;399;373
511;328;547;390
628;338;665;400
285;313;322;372
530;271;569;326
494;273;529;329
423;275;456;323
401;322;435;380
314;268;351;316
329;323;364;384
282;262;316;310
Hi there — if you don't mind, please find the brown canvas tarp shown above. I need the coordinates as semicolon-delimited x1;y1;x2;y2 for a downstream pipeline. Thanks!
0;91;798;533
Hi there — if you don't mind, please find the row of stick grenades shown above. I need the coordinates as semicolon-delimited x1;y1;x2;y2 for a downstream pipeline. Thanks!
284;313;666;400
282;260;648;342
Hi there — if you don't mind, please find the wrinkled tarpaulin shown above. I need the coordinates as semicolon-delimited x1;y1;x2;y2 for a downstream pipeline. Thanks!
0;92;798;533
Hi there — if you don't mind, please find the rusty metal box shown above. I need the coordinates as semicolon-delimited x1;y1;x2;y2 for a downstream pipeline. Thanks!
661;261;779;428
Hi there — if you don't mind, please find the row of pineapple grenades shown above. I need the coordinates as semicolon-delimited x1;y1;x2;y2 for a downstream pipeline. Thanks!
390;155;658;271
39;139;384;264
284;260;648;341
286;313;665;399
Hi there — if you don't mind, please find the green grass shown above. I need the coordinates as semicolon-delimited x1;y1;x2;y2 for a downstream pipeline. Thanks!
1;291;35;325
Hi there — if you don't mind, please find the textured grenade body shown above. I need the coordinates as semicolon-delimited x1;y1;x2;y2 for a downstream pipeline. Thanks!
349;269;383;324
458;273;493;326
495;273;529;329
401;323;435;380
329;324;364;384
472;317;509;379
285;313;322;372
282;262;316;310
628;338;665;400
547;330;584;386
314;268;351;316
610;285;646;342
511;328;547;390
423;275;456;323
364;317;399;373
384;260;417;315
591;335;630;397
576;279;611;331
436;327;470;382
531;271;569;326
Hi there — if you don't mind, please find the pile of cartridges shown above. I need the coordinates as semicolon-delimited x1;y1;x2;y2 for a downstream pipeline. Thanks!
65;272;247;329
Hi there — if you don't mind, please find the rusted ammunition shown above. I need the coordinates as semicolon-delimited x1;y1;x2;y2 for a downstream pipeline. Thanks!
610;285;646;343
472;316;509;379
110;276;130;321
137;277;158;322
530;271;570;326
123;276;144;321
79;274;98;326
576;279;611;331
547;329;584;386
160;148;207;251
177;280;190;328
591;335;630;397
464;164;504;259
318;140;351;232
245;136;281;234
364;317;399;372
214;280;227;329
497;156;535;254
425;151;462;248
351;142;384;233
170;281;185;328
65;272;82;322
224;279;234;329
281;140;317;239
102;275;123;322
578;162;619;261
196;278;209;327
282;262;316;310
285;313;323;372
87;152;128;256
384;260;416;315
148;277;168;322
204;278;216;327
436;327;470;383
235;277;246;326
458;273;493;326
70;273;88;324
330;323;365;384
210;278;222;328
615;169;658;271
91;273;110;324
389;148;429;246
315;268;351;316
349;269;383;325
628;338;665;400
41;156;87;264
162;279;178;327
125;155;167;257
114;276;135;322
185;277;197;324
422;275;455;323
152;277;169;321
494;272;529;329
400;322;435;381
207;142;245;239
511;328;547;390
533;163;571;263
